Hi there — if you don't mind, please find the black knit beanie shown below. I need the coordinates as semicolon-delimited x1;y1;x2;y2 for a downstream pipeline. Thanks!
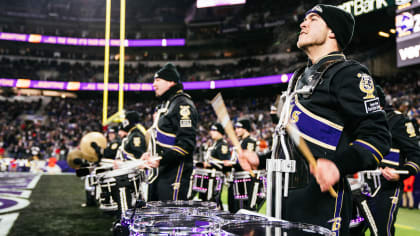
306;4;355;50
154;63;181;83
234;119;252;132
121;111;140;132
210;122;225;135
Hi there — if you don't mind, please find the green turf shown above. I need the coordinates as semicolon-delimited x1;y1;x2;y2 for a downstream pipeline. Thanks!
9;175;115;236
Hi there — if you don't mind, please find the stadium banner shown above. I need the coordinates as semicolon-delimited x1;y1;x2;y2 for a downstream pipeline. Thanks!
0;32;185;47
0;73;292;91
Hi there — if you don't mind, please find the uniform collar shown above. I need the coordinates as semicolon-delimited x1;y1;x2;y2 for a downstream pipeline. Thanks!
307;51;346;68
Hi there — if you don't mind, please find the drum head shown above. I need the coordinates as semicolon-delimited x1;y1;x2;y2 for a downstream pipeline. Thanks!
216;213;267;224
146;200;217;209
221;221;333;236
122;207;186;226
131;215;220;235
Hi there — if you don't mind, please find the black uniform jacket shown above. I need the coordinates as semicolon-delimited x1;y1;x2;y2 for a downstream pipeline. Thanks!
103;138;121;159
291;53;391;176
208;138;231;171
380;109;420;188
155;87;198;176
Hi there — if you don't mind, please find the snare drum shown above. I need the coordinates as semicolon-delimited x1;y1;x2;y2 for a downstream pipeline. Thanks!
130;215;221;235
221;220;333;236
147;200;218;216
188;168;225;201
98;167;145;212
232;170;267;209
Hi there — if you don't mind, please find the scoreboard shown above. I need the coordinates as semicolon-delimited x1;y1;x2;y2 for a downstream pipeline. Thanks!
396;0;420;67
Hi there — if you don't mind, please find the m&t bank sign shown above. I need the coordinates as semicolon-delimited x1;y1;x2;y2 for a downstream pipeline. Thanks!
338;0;391;16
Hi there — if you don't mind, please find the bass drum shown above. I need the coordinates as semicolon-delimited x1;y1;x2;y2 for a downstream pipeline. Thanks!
221;220;333;236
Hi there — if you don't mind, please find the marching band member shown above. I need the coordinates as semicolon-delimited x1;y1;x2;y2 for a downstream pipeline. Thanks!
141;63;198;201
367;86;420;236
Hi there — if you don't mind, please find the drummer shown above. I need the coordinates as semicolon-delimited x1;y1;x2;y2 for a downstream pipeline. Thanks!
201;122;232;206
228;118;258;213
117;111;148;160
205;122;233;172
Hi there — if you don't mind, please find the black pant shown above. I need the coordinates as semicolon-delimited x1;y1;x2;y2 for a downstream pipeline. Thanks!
149;168;192;201
282;178;351;236
367;183;402;236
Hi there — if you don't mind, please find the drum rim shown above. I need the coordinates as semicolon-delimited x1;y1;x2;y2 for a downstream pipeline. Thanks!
100;167;141;178
233;170;266;177
131;215;221;232
220;220;333;235
193;168;225;176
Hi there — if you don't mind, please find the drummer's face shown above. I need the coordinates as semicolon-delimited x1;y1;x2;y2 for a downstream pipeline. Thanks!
118;130;128;138
235;127;244;137
153;78;175;97
210;130;222;140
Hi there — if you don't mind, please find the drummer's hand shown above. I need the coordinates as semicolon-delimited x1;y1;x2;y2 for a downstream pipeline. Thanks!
223;160;233;167
147;158;160;168
113;160;122;169
140;152;150;161
381;167;400;181
311;158;340;193
203;162;211;168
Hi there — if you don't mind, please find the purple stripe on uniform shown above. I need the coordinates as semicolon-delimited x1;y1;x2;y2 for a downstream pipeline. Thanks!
156;130;176;146
405;162;420;172
387;187;400;236
384;150;399;163
173;161;184;200
353;141;382;162
291;101;342;148
172;146;187;155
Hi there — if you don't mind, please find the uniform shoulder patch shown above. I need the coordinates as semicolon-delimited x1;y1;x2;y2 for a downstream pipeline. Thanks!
221;145;228;154
364;98;381;113
111;143;119;150
133;137;141;147
179;105;192;127
247;142;255;151
179;105;191;119
405;122;416;138
358;73;375;99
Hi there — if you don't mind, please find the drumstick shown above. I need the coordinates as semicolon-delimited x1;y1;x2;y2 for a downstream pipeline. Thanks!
211;93;256;177
116;156;162;170
208;159;236;165
286;122;338;198
359;169;409;175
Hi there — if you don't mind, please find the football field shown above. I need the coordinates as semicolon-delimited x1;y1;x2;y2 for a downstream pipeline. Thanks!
2;174;420;235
